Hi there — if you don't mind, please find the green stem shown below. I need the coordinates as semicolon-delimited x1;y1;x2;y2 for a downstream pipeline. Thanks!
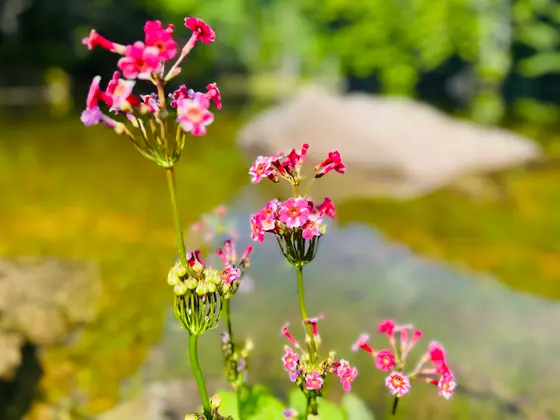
295;265;316;362
165;167;188;267
189;334;212;418
224;300;243;419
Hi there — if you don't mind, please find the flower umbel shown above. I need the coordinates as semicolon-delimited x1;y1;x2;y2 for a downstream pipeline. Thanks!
80;17;220;168
353;320;457;414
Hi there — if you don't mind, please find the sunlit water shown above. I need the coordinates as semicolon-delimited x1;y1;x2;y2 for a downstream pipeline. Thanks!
1;115;559;419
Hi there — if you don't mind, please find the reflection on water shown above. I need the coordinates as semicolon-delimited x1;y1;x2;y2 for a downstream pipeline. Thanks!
0;116;559;418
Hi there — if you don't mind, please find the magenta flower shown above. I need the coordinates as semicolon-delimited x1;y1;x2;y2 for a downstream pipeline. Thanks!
184;17;216;44
352;333;374;354
250;214;264;243
302;213;323;240
428;341;449;374
314;150;346;178
378;320;396;337
220;264;241;285
339;365;358;392
80;107;102;126
284;144;309;170
144;20;177;61
317;197;336;218
206;83;222;110
117;41;161;79
438;372;456;400
305;371;324;391
385;372;411;396
281;346;299;372
375;350;396;372
279;197;309;228
82;29;126;54
249;156;275;184
176;95;214;136
109;78;136;111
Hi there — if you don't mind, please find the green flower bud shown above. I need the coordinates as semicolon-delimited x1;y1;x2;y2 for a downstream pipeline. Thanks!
205;268;221;285
196;283;208;296
192;261;204;274
174;283;187;296
184;414;198;420
207;282;217;293
186;277;198;290
173;263;188;278
167;271;180;286
210;395;222;409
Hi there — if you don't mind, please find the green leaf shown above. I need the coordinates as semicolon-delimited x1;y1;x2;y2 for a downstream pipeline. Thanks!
217;386;285;420
518;52;560;77
287;389;345;419
341;393;375;420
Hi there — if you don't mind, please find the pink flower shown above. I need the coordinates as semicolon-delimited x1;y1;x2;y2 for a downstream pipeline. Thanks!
314;150;345;178
144;20;177;61
141;93;160;113
250;214;264;243
385;372;411;397
352;334;374;354
184;17;216;44
378;320;396;337
284;144;309;170
117;41;161;79
281;323;298;346
257;200;279;231
176;95;214;136
401;328;423;358
305;371;324;391
333;359;351;376
429;341;449;374
317;197;336;218
339;366;358;392
375;350;396;372
80;107;102;126
206;83;222;110
109;78;136;111
438;371;456;400
82;29;126;54
279;197;309;228
302;213;323;240
220;264;241;284
169;85;191;108
249;156;275;184
281;346;299;372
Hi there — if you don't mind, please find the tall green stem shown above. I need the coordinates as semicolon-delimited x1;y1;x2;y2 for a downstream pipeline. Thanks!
189;334;212;417
165;167;187;267
224;299;243;419
295;265;316;362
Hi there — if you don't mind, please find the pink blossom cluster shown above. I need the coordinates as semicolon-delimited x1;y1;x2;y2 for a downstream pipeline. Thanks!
353;320;457;400
281;320;358;393
250;197;335;244
80;18;221;138
216;239;252;286
248;143;345;185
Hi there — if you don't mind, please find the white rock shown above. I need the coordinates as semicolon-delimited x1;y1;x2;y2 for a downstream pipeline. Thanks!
238;86;542;199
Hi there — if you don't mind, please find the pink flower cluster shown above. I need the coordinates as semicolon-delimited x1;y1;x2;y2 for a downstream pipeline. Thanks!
353;320;457;400
216;239;252;286
281;320;358;393
250;197;335;244
248;144;345;185
80;18;221;138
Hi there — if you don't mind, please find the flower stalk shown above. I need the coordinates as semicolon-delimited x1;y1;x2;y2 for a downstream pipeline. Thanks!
296;265;316;363
189;334;212;417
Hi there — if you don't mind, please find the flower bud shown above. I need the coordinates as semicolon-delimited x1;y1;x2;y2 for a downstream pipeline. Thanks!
210;394;222;409
192;261;204;274
207;282;217;293
173;263;188;278
167;271;180;286
184;414;198;420
205;268;221;285
174;283;187;296
186;277;198;290
196;283;208;296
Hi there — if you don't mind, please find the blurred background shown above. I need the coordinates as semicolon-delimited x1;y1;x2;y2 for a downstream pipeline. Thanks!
1;0;560;418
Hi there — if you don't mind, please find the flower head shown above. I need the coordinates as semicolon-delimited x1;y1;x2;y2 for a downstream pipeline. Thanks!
184;17;215;44
249;156;275;184
375;350;396;372
305;371;324;391
144;20;177;61
117;41;161;80
82;29;126;54
385;372;411;396
438;372;456;400
80;107;102;126
352;333;374;354
279;197;310;229
176;95;214;136
314;150;346;178
282;346;299;372
206;83;222;110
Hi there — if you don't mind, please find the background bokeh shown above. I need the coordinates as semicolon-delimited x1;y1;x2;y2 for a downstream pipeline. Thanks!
1;0;560;419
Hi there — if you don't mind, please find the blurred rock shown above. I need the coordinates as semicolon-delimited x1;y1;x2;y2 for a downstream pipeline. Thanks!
238;86;542;199
0;257;102;379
